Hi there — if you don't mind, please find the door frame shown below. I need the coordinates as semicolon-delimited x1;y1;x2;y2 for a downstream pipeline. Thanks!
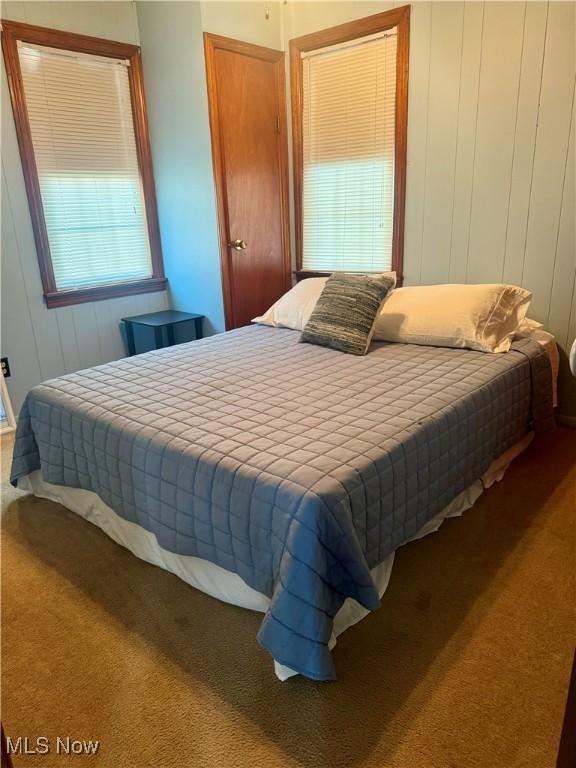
203;33;292;329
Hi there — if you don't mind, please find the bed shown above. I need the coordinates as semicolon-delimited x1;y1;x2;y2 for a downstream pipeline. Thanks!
10;325;555;681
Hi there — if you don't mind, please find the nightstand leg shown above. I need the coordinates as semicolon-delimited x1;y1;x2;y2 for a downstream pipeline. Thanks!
125;322;136;357
166;324;176;346
154;326;164;350
194;317;203;340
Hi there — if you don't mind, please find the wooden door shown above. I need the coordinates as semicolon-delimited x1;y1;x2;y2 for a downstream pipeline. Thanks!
204;34;291;329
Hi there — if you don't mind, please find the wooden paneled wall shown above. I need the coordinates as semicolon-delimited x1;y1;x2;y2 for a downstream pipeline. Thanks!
1;1;170;414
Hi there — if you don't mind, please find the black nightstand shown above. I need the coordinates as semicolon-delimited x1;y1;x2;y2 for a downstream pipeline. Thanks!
122;310;204;356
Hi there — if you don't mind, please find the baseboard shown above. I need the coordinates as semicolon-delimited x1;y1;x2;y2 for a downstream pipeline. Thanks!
556;414;576;428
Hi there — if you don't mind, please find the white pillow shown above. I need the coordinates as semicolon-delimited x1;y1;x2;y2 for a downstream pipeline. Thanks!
253;273;396;331
516;317;544;336
372;284;532;353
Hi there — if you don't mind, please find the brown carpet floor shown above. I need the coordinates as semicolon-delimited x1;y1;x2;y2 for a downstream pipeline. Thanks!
1;429;575;768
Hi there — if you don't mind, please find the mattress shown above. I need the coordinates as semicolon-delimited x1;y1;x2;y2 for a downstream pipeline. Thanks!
10;326;555;680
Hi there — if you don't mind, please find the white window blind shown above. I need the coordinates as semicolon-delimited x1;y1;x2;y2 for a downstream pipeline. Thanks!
301;29;397;273
17;42;152;291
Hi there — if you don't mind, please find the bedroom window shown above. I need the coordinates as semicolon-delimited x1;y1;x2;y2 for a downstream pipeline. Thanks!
1;21;165;307
290;7;409;280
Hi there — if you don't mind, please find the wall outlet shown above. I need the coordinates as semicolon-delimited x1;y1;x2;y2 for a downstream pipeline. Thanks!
1;357;11;378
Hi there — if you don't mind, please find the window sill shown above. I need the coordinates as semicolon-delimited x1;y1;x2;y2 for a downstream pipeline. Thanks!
44;277;168;308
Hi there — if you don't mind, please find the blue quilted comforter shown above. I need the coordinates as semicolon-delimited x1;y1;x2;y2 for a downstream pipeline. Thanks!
10;326;554;679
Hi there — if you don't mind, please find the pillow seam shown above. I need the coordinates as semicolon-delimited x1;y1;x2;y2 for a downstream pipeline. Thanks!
479;287;508;345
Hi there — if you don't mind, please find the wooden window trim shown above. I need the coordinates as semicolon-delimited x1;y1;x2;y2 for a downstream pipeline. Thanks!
289;6;410;284
1;20;166;308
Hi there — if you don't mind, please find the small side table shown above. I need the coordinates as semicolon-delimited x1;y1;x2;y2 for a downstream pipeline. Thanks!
122;310;204;356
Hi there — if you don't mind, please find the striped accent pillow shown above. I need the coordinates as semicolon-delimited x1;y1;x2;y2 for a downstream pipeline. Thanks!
300;273;396;355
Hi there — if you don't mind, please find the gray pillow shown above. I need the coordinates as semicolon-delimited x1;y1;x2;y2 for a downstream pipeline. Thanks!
300;273;395;355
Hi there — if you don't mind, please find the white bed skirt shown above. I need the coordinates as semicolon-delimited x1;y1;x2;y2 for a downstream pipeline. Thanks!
18;432;533;681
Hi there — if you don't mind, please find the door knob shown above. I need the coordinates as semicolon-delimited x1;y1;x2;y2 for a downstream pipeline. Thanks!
229;239;247;250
